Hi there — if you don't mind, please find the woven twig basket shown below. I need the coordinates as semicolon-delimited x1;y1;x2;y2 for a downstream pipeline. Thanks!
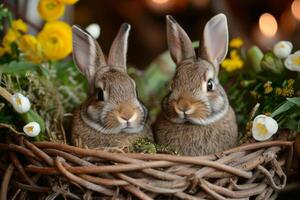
0;135;294;200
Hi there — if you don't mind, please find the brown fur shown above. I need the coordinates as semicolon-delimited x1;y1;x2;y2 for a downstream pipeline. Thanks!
71;24;152;149
154;107;238;156
153;15;238;156
72;107;152;149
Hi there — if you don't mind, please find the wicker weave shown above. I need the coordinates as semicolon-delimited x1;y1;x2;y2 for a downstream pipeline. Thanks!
0;135;293;200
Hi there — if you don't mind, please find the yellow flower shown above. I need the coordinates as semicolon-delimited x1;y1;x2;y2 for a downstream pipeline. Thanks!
3;29;21;45
287;79;295;87
60;0;79;4
229;38;244;48
281;87;294;97
12;19;28;33
250;91;260;99
0;46;8;57
37;21;72;61
275;88;282;96
18;35;44;64
263;81;273;94
221;50;244;72
2;29;21;53
38;0;65;21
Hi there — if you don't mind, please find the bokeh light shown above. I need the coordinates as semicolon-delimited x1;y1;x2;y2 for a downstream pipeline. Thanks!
291;0;300;20
259;13;278;37
151;0;169;4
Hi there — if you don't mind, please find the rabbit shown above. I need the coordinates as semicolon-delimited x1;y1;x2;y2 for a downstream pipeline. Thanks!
71;24;152;149
153;14;238;156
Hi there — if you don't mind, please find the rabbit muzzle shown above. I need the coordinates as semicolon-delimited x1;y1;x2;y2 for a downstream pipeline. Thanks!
172;97;210;123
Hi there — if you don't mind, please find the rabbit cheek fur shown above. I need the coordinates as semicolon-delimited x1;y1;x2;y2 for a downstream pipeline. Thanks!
154;14;238;156
154;108;237;156
71;24;152;149
72;107;152;149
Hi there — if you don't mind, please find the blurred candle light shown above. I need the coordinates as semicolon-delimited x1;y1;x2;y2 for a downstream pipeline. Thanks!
259;13;278;37
152;0;169;4
146;0;187;13
291;0;300;20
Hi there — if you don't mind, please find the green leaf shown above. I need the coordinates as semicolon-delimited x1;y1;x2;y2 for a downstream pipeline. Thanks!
287;97;300;107
261;52;284;75
247;46;264;73
283;118;300;132
0;61;38;75
271;101;294;117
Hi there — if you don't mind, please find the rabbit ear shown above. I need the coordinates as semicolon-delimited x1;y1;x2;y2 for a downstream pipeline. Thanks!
72;25;106;87
166;15;196;65
201;14;228;73
108;23;130;71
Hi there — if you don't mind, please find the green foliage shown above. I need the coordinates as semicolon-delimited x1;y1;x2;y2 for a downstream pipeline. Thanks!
0;4;12;30
131;138;157;154
0;60;86;141
0;61;38;75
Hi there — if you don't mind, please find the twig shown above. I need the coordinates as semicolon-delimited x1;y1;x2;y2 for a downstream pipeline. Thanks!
80;174;129;186
54;157;114;196
0;164;14;200
123;185;153;200
0;123;24;135
257;165;286;190
10;152;36;186
115;173;187;193
24;139;54;166
202;179;267;198
14;181;50;193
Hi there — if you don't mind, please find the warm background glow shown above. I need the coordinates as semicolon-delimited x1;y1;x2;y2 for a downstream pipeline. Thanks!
259;13;278;37
151;0;169;4
291;0;300;20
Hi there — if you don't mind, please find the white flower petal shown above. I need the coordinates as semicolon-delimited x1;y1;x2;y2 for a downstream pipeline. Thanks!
23;122;40;137
252;115;278;141
252;129;273;141
273;41;293;59
11;93;31;113
284;51;300;72
253;115;266;124
264;117;278;134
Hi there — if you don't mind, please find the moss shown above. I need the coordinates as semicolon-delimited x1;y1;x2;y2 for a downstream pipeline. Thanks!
131;138;179;155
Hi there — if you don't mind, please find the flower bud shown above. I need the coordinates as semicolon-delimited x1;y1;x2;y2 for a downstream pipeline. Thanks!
11;93;31;113
261;52;284;74
273;41;293;59
252;115;278;141
23;122;41;137
284;51;300;72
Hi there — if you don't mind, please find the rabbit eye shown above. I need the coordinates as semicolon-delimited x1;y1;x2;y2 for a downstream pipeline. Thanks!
207;79;214;91
96;88;104;101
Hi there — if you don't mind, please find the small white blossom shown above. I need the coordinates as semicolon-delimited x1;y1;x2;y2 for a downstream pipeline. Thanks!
252;115;278;141
284;51;300;72
23;122;40;137
273;41;293;59
11;93;31;113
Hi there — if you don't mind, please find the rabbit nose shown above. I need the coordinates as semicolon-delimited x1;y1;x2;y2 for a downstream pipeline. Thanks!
118;107;137;123
176;98;193;114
